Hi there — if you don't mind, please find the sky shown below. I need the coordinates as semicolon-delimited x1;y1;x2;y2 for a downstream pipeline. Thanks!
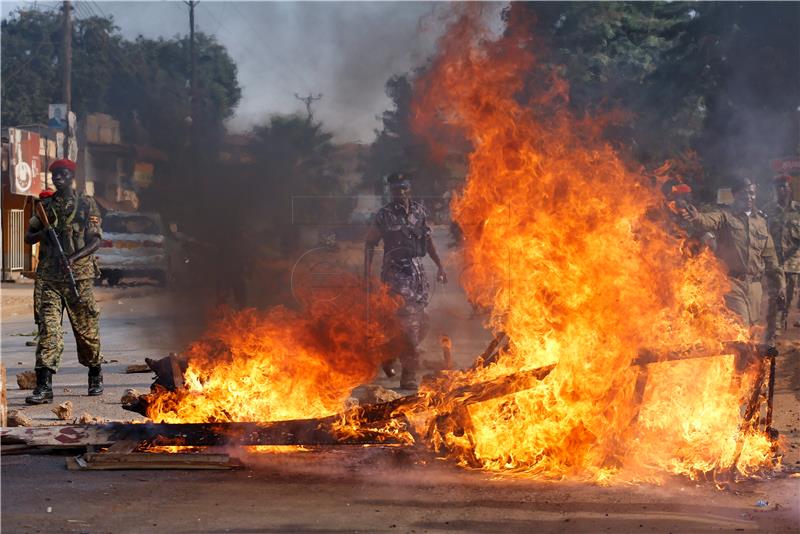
1;1;501;142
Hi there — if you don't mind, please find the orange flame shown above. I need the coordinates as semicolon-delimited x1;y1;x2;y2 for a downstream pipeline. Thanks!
143;7;776;483
146;277;403;424
409;7;774;481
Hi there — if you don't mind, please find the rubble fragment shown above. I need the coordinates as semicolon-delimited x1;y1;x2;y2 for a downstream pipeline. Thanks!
52;401;73;421
74;413;106;425
16;371;36;390
7;410;33;427
352;385;402;405
125;364;150;374
120;388;139;405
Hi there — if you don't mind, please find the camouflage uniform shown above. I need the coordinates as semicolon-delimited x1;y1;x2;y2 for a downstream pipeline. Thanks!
692;207;785;335
766;200;800;304
30;192;103;372
33;277;44;327
373;200;432;378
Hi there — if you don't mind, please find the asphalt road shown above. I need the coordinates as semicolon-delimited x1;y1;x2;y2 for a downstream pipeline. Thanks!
2;238;799;532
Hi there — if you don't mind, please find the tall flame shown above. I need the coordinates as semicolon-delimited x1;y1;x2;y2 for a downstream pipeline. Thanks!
410;7;773;480
143;7;776;483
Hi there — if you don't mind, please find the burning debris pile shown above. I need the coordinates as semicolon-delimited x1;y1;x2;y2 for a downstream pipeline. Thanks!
121;9;779;483
137;276;405;424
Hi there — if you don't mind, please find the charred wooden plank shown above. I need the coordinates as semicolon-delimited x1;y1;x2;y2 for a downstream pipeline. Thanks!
2;419;408;451
145;354;188;390
1;364;6;428
67;452;242;471
124;364;151;374
469;332;509;370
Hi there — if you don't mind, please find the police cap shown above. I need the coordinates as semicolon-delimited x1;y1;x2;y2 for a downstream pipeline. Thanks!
387;172;411;190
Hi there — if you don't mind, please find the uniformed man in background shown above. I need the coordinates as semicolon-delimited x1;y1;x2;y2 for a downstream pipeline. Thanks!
765;174;800;330
683;177;785;343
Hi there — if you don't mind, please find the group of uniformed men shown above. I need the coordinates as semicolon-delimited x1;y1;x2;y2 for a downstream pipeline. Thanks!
21;162;798;403
682;174;800;344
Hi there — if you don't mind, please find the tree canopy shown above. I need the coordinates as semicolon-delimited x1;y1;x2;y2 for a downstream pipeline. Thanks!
514;1;800;190
367;2;799;198
1;6;241;153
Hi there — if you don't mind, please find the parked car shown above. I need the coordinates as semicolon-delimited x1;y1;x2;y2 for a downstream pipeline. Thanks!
97;211;169;286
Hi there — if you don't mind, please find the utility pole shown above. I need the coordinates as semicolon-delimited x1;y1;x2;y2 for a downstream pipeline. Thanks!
185;1;198;129
62;0;72;156
294;92;323;122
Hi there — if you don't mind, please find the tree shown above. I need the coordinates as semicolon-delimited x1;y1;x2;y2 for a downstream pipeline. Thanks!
509;2;800;192
1;6;241;156
363;72;462;202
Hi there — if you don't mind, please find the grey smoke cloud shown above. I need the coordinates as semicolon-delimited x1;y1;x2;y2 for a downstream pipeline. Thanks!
1;0;459;141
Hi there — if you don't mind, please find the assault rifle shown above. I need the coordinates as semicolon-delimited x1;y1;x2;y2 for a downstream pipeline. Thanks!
35;201;80;300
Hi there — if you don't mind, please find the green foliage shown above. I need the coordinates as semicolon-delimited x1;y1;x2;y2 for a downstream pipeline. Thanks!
364;72;459;199
251;114;336;195
1;6;241;155
2;9;64;126
514;1;799;189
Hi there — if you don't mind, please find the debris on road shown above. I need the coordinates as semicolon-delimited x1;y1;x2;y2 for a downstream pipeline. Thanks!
52;401;73;421
1;364;6;426
125;364;150;374
16;371;36;390
67;450;243;471
352;385;401;405
120;388;139;404
7;410;32;427
74;413;106;425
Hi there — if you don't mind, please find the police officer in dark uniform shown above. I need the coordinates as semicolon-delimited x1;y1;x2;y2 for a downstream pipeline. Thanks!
365;173;447;389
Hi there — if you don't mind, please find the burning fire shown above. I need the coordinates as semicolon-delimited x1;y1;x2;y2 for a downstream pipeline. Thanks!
146;277;404;424
409;7;774;480
144;6;777;483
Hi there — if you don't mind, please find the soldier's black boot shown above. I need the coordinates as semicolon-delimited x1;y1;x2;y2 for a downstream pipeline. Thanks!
25;368;54;405
88;366;104;396
399;352;419;390
382;359;397;378
399;367;418;390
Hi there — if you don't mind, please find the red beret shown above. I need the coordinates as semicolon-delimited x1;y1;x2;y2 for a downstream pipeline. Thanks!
48;159;76;173
773;174;792;184
671;184;692;195
38;190;54;199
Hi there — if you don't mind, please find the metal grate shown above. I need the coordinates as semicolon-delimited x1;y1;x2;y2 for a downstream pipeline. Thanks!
5;209;25;271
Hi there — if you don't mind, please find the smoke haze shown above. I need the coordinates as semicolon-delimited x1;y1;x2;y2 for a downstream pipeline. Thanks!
1;0;468;141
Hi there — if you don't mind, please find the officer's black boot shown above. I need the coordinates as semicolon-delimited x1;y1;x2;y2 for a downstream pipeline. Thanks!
25;368;54;405
88;366;104;396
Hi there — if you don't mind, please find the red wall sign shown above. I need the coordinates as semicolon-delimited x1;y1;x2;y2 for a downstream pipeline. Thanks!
8;128;43;197
770;157;800;174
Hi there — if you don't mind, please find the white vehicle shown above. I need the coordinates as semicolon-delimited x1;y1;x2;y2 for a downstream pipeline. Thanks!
97;211;169;286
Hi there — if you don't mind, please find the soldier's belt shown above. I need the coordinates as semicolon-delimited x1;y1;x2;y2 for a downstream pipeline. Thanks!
728;272;760;282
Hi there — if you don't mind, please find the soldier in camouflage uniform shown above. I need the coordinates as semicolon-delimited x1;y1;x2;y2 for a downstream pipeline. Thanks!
26;191;56;348
765;175;800;331
684;177;785;343
24;159;104;404
365;173;448;389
